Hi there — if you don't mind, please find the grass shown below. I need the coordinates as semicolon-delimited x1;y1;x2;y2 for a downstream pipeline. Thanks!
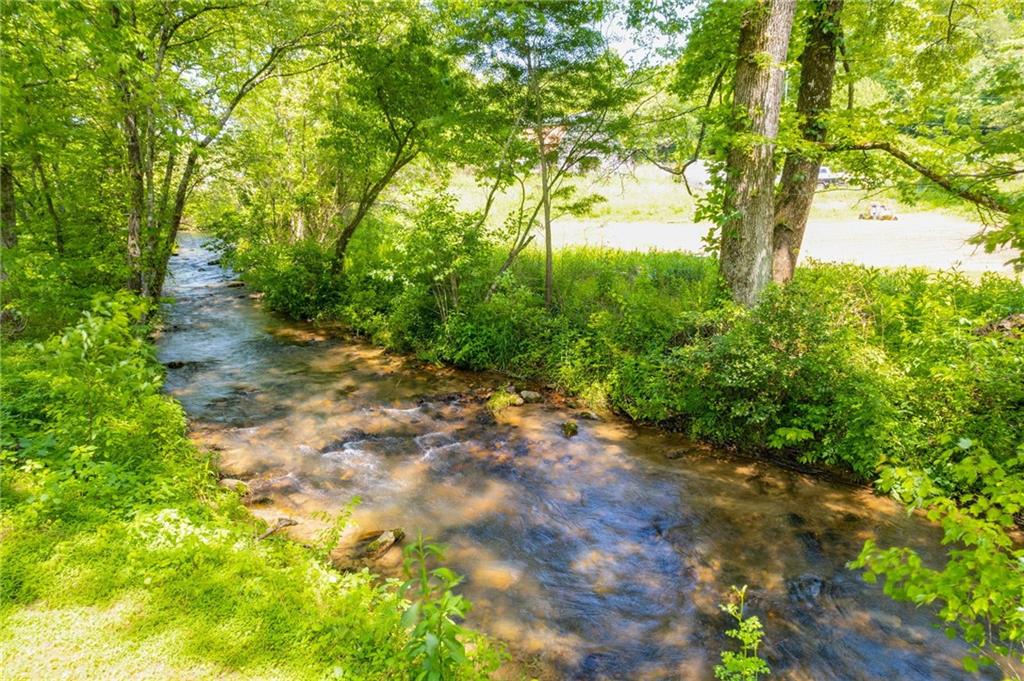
446;163;981;227
0;596;291;681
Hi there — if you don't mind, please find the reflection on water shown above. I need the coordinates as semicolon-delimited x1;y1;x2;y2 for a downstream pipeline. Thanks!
159;235;996;680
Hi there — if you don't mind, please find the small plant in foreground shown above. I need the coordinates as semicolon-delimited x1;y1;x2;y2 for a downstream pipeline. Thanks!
311;497;360;562
715;585;771;681
400;534;474;680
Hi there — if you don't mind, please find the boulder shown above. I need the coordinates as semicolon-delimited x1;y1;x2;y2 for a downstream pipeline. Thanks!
218;478;250;493
561;420;579;438
226;280;245;288
519;390;542;403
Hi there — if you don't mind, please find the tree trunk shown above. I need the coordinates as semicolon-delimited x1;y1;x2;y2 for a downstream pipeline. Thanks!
0;162;16;249
719;0;797;306
150;148;200;297
772;0;843;283
33;154;65;255
332;215;363;274
330;146;417;274
538;128;554;308
121;106;148;296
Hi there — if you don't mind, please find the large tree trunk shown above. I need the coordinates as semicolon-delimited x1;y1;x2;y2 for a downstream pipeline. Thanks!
330;144;417;275
0;162;16;249
123;110;148;297
331;213;364;274
719;0;797;306
772;0;843;283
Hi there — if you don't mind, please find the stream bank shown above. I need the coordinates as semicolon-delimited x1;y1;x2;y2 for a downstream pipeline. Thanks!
160;234;995;680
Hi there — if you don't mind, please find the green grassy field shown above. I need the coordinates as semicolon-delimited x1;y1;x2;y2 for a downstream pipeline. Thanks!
446;163;976;227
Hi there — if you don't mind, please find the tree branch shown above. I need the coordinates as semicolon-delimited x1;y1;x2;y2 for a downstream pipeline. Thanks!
830;141;1014;214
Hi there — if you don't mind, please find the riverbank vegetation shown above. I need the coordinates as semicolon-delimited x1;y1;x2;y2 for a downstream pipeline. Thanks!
3;0;1023;677
0;293;501;678
211;200;1023;672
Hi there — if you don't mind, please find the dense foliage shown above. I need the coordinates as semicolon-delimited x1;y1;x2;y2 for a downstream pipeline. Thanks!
3;0;1023;677
212;206;1023;674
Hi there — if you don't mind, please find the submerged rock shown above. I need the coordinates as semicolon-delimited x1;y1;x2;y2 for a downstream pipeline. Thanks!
561;420;579;438
475;410;497;426
318;429;368;453
331;528;406;572
164;359;206;370
246;473;303;503
787;573;826;603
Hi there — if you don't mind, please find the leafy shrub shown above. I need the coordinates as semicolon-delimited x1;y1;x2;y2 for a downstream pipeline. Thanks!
714;585;770;681
400;536;502;681
246;241;343;320
1;292;195;521
852;441;1024;676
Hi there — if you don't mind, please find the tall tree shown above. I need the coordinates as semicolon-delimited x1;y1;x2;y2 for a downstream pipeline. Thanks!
79;0;337;298
327;11;468;273
452;0;632;307
0;163;15;250
718;0;797;306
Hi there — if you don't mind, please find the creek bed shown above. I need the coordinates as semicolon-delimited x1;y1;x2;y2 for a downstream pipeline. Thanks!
159;233;991;680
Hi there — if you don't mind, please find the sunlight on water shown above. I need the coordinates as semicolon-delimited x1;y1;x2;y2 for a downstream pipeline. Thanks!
159;234;1004;681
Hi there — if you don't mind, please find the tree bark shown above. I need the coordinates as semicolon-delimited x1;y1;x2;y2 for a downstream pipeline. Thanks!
330;138;417;274
719;0;797;306
772;0;843;283
538;127;554;308
33;155;65;255
0;162;16;249
124;110;148;297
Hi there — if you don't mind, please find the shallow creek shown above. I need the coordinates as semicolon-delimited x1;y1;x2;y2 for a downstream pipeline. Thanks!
159;234;994;680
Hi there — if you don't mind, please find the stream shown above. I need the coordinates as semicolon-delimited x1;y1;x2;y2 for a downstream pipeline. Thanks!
159;234;993;680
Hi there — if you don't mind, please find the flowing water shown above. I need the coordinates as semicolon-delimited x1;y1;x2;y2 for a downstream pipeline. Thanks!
159;234;995;680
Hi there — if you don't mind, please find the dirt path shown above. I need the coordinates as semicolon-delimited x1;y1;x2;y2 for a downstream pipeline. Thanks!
555;212;1018;274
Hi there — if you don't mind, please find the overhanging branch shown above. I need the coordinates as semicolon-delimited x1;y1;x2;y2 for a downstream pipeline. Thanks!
829;141;1014;215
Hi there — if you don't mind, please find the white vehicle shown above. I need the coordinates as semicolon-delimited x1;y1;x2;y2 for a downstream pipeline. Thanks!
817;166;847;188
